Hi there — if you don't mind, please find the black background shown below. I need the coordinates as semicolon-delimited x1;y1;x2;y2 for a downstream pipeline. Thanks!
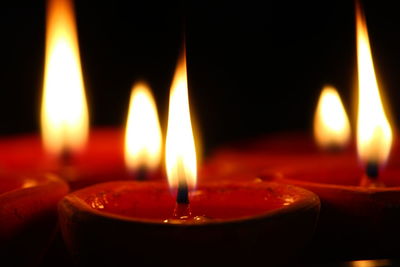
0;0;400;154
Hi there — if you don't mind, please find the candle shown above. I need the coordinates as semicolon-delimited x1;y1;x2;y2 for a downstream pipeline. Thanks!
0;129;126;189
124;81;163;181
58;47;320;266
0;0;165;191
59;181;320;266
208;1;400;261
201;85;352;182
0;81;164;189
0;173;68;266
268;3;398;260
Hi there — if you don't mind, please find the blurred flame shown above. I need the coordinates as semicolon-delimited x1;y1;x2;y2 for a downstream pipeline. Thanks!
165;50;197;189
356;3;392;165
124;82;162;172
313;86;351;149
41;0;89;156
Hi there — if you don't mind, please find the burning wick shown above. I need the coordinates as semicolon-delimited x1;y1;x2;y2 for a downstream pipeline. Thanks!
135;166;148;181
177;178;189;204
58;148;80;183
173;177;192;219
366;162;379;179
60;148;74;167
360;162;384;188
355;1;392;188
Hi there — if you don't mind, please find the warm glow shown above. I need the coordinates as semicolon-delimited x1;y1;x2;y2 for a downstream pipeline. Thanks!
165;50;197;189
41;0;89;156
349;259;392;267
124;82;162;172
356;3;393;165
313;86;351;149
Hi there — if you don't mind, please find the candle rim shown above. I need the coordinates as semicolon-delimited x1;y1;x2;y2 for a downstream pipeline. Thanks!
61;181;320;226
0;172;67;196
262;170;400;193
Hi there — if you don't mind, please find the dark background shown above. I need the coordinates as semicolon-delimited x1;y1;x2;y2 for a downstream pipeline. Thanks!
0;0;400;154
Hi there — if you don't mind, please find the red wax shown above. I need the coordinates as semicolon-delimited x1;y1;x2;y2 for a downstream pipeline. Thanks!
260;156;400;260
59;180;320;266
207;132;400;260
0;128;160;189
0;173;69;266
77;181;300;220
201;132;355;181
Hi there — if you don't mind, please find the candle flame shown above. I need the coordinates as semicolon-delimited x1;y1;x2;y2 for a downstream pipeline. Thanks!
356;2;393;165
165;49;197;190
124;82;162;172
313;86;351;149
41;0;89;156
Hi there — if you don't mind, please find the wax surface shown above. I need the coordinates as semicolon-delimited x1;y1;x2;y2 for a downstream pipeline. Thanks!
205;133;400;260
0;128;124;171
59;180;320;267
73;181;313;221
201;132;353;181
263;154;400;188
206;132;400;188
0;174;47;195
0;128;143;189
0;176;25;195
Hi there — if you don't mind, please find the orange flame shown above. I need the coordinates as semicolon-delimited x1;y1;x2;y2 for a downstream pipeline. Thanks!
124;82;162;172
165;50;197;190
313;86;351;149
356;2;393;165
41;0;89;156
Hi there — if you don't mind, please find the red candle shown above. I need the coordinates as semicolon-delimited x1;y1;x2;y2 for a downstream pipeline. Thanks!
202;84;353;180
200;131;349;181
58;47;320;266
0;127;165;191
0;173;69;265
202;81;354;180
32;0;165;190
259;152;400;260
0;128;133;189
59;180;320;266
9;1;164;190
207;3;400;261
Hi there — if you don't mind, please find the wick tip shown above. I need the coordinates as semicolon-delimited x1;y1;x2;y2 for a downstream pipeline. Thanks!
135;166;147;181
366;162;379;179
176;181;189;204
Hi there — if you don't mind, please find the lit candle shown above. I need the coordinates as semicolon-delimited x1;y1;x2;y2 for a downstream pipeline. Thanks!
204;1;400;260
58;47;320;266
201;86;353;183
41;0;89;163
313;85;351;151
0;0;165;190
124;81;163;180
258;2;400;260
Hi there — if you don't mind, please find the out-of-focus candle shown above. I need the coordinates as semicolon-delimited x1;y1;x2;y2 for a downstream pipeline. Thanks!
0;0;165;191
41;0;89;159
313;85;351;150
124;82;163;180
